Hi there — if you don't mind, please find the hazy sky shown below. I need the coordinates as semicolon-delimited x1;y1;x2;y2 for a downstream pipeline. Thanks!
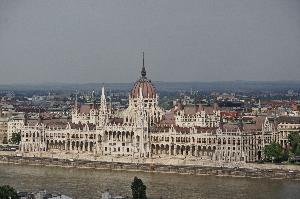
0;0;300;84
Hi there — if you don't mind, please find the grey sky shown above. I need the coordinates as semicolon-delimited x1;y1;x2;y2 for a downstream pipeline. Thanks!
0;0;300;84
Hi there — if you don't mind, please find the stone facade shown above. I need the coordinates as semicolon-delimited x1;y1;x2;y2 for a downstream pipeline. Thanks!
174;103;220;128
19;57;276;163
150;117;273;163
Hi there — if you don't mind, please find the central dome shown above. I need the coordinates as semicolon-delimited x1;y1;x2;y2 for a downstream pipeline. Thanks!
130;53;157;99
131;78;156;98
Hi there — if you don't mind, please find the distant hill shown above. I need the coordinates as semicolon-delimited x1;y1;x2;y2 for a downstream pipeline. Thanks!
0;81;299;92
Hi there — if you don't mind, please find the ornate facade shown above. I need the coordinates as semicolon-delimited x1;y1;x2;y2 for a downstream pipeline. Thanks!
150;117;273;162
174;103;220;128
19;55;275;163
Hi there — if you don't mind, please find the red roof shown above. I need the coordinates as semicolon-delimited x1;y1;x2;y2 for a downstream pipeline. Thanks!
130;78;156;98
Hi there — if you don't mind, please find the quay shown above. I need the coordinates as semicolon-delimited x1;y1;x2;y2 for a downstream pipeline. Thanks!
1;155;300;180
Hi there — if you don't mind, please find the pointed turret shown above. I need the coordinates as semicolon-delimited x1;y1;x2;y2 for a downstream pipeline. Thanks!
98;86;108;127
100;86;107;114
101;86;105;96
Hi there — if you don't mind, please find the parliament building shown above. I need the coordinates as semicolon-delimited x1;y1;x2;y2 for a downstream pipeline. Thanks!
19;55;274;164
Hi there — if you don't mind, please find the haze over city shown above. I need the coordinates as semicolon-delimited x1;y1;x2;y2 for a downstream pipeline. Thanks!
0;0;300;84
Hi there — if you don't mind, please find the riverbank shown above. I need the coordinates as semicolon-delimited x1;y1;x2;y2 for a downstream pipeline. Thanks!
0;155;300;180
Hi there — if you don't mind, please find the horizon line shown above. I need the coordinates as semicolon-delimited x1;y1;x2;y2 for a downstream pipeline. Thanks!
1;79;300;86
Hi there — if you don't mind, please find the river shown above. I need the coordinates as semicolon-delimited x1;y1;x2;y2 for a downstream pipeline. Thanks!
0;164;299;199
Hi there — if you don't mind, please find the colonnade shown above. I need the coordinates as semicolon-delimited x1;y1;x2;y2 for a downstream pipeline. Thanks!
46;140;96;152
104;131;135;142
151;144;216;159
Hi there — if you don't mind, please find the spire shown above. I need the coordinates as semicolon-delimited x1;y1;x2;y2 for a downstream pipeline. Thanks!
101;86;105;97
98;86;108;127
100;86;107;114
141;52;146;78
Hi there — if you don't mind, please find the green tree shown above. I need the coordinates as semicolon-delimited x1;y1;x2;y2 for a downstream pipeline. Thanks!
281;149;289;162
264;142;284;162
288;132;300;155
131;177;147;199
0;185;18;199
294;145;300;156
10;132;21;144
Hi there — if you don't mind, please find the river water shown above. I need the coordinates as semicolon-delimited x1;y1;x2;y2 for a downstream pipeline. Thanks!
0;164;299;199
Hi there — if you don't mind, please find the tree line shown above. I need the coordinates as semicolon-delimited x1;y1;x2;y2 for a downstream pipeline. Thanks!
264;132;300;163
